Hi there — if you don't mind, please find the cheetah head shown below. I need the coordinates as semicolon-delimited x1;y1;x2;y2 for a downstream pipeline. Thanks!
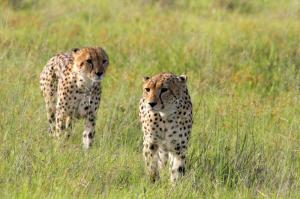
142;72;187;114
72;47;109;82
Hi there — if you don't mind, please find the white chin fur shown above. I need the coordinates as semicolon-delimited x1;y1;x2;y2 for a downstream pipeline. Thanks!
159;111;167;118
92;74;104;82
92;78;101;83
159;106;175;117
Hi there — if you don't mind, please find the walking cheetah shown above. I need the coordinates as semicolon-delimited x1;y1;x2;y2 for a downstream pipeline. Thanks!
40;47;109;148
139;72;193;182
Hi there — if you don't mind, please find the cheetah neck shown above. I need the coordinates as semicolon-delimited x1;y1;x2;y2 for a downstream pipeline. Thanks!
159;111;167;118
158;110;176;119
75;74;96;93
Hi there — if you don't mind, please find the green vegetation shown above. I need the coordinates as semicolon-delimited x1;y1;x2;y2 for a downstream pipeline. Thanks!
0;0;299;198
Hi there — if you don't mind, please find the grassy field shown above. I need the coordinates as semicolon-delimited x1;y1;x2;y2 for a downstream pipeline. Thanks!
0;0;300;198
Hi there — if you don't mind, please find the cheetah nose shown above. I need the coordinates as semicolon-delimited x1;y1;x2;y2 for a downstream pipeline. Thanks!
96;72;103;77
148;102;157;108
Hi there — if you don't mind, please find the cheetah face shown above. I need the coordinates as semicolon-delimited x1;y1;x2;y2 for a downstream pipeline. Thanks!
142;73;187;114
72;47;109;82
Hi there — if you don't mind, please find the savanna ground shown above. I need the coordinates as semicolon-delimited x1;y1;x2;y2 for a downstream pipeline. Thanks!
0;0;300;198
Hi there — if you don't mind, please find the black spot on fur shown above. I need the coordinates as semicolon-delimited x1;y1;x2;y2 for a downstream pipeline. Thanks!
178;166;185;174
88;133;94;139
149;144;157;150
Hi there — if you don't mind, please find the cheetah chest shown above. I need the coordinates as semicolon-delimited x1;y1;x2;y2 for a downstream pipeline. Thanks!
76;93;93;118
71;78;100;118
160;113;191;151
142;109;191;152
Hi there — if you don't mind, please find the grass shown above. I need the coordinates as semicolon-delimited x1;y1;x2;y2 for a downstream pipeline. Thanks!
0;0;299;198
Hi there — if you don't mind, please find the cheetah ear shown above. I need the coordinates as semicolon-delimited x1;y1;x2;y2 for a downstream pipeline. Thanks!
143;76;150;82
177;75;187;83
71;48;80;53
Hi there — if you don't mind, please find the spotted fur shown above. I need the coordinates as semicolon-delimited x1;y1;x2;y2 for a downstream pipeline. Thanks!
40;47;109;148
139;72;193;182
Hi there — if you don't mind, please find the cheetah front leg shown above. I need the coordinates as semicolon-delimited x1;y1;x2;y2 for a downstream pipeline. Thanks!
82;112;96;149
143;140;160;182
82;91;100;149
54;91;70;138
169;152;186;182
158;147;169;169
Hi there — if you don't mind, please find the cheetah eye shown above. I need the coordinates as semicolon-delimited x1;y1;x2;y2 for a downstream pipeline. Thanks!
145;88;150;92
161;88;168;93
102;59;108;65
87;59;92;64
86;59;93;69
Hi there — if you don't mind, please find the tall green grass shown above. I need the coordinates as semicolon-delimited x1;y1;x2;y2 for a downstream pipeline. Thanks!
0;0;299;198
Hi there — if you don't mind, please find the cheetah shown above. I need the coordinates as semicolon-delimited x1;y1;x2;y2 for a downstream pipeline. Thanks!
40;47;109;148
139;72;193;183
